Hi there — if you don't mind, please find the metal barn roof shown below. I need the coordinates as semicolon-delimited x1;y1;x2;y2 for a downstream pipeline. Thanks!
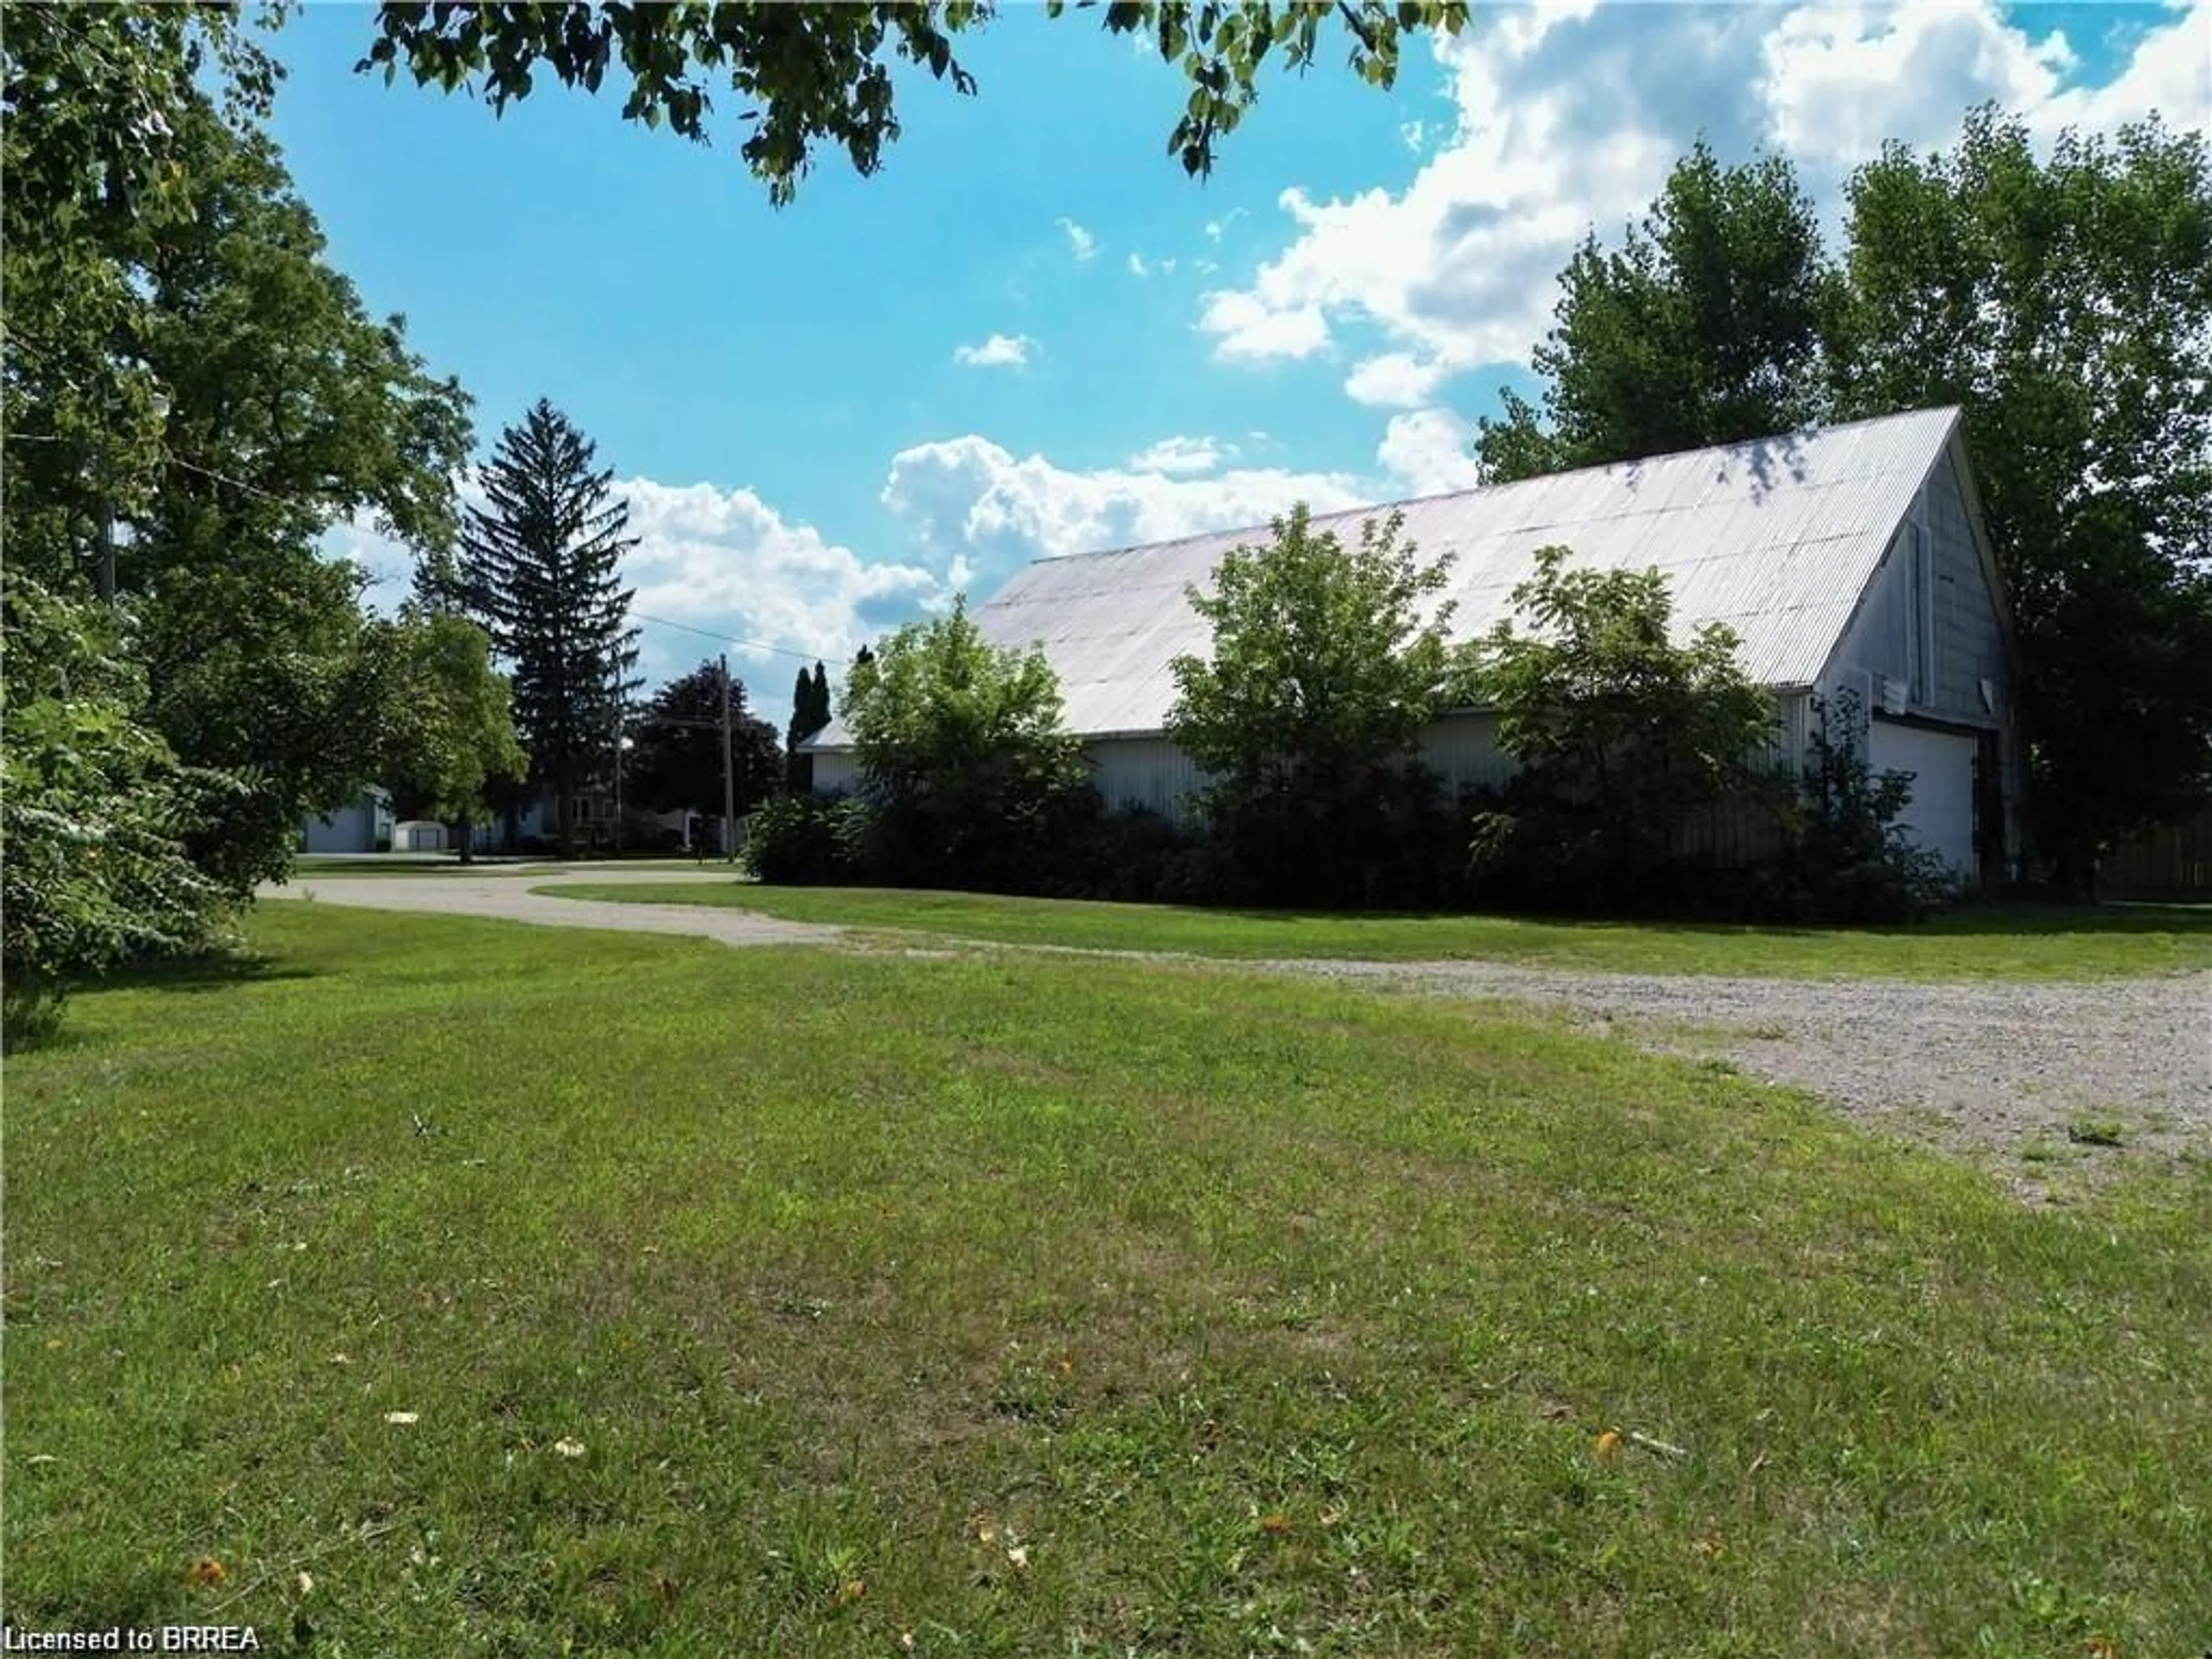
817;407;1962;746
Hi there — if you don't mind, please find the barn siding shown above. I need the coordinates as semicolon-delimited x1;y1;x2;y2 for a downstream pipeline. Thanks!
1088;736;1210;822
1925;449;2009;722
1418;713;1515;796
1817;440;2017;878
1825;448;2006;731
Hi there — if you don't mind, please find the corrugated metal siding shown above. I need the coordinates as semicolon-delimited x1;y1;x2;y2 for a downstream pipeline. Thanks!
1418;712;1514;796
1089;737;1210;822
1821;446;2006;730
810;408;1959;750
813;750;859;794
1926;449;2008;720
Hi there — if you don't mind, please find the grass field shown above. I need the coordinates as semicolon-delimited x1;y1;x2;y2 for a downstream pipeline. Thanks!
550;881;2212;980
6;906;2207;1654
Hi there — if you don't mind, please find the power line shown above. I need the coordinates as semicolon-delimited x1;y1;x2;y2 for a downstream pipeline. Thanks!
627;608;826;666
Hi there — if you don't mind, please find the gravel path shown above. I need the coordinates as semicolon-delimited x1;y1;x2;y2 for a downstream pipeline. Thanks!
260;868;842;949
262;871;2209;1176
1254;957;2211;1171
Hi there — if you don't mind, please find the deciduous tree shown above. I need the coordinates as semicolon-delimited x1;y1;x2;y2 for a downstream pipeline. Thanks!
1;573;237;1042
3;14;474;894
1469;546;1779;906
630;662;783;828
1166;504;1468;902
358;2;1471;200
370;609;528;863
1830;109;2212;889
842;600;1089;885
1475;139;1836;483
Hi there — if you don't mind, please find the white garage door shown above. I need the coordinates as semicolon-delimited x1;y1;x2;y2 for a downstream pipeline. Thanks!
1868;721;1978;878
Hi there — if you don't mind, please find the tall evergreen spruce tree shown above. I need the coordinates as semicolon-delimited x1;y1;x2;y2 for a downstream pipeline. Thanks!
460;400;642;855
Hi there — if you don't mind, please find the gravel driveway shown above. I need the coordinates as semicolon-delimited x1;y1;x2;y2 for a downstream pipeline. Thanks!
262;871;2208;1181
1256;957;2211;1177
260;868;842;949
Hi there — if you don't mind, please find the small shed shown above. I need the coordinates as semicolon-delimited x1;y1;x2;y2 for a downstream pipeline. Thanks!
392;820;449;853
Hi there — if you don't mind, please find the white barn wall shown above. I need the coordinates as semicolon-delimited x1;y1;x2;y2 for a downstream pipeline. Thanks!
301;789;392;854
1817;439;2016;884
1086;735;1210;821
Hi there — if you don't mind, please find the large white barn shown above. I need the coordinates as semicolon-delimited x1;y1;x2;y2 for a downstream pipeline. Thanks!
810;407;2024;887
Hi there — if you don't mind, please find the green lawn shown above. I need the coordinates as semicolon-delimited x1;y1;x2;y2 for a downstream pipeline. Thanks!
5;907;2206;1655
548;881;2212;980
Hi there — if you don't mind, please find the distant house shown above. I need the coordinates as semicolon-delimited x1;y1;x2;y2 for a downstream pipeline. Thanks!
804;407;2023;888
301;788;555;855
301;786;393;854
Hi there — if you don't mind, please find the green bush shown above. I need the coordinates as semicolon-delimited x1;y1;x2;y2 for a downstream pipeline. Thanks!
1775;693;1958;922
1166;505;1472;908
743;793;870;885
2;574;238;1042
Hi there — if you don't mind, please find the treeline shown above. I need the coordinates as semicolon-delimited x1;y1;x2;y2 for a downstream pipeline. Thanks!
747;507;1950;923
1473;115;2211;895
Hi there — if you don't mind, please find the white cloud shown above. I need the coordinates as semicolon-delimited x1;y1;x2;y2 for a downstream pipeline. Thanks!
952;332;1038;369
1344;351;1449;409
1057;217;1099;261
1376;408;1486;498
1203;209;1246;242
323;480;946;729
619;480;942;698
1127;251;1149;277
1400;119;1428;153
1196;1;2210;384
1761;4;2077;167
1196;287;1332;361
880;435;1369;593
1127;435;1235;476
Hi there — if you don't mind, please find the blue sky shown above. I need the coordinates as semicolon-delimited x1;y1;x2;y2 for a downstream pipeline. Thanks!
273;1;2210;726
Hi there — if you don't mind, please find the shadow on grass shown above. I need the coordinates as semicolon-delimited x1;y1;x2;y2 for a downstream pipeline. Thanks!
6;950;320;1054
99;948;317;994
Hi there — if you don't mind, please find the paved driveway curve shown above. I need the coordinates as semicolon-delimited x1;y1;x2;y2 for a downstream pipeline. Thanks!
260;868;842;948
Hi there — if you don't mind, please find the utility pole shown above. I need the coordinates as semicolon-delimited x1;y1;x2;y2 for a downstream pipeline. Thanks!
719;653;737;862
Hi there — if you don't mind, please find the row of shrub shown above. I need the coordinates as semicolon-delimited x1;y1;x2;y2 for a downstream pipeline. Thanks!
745;712;1956;924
